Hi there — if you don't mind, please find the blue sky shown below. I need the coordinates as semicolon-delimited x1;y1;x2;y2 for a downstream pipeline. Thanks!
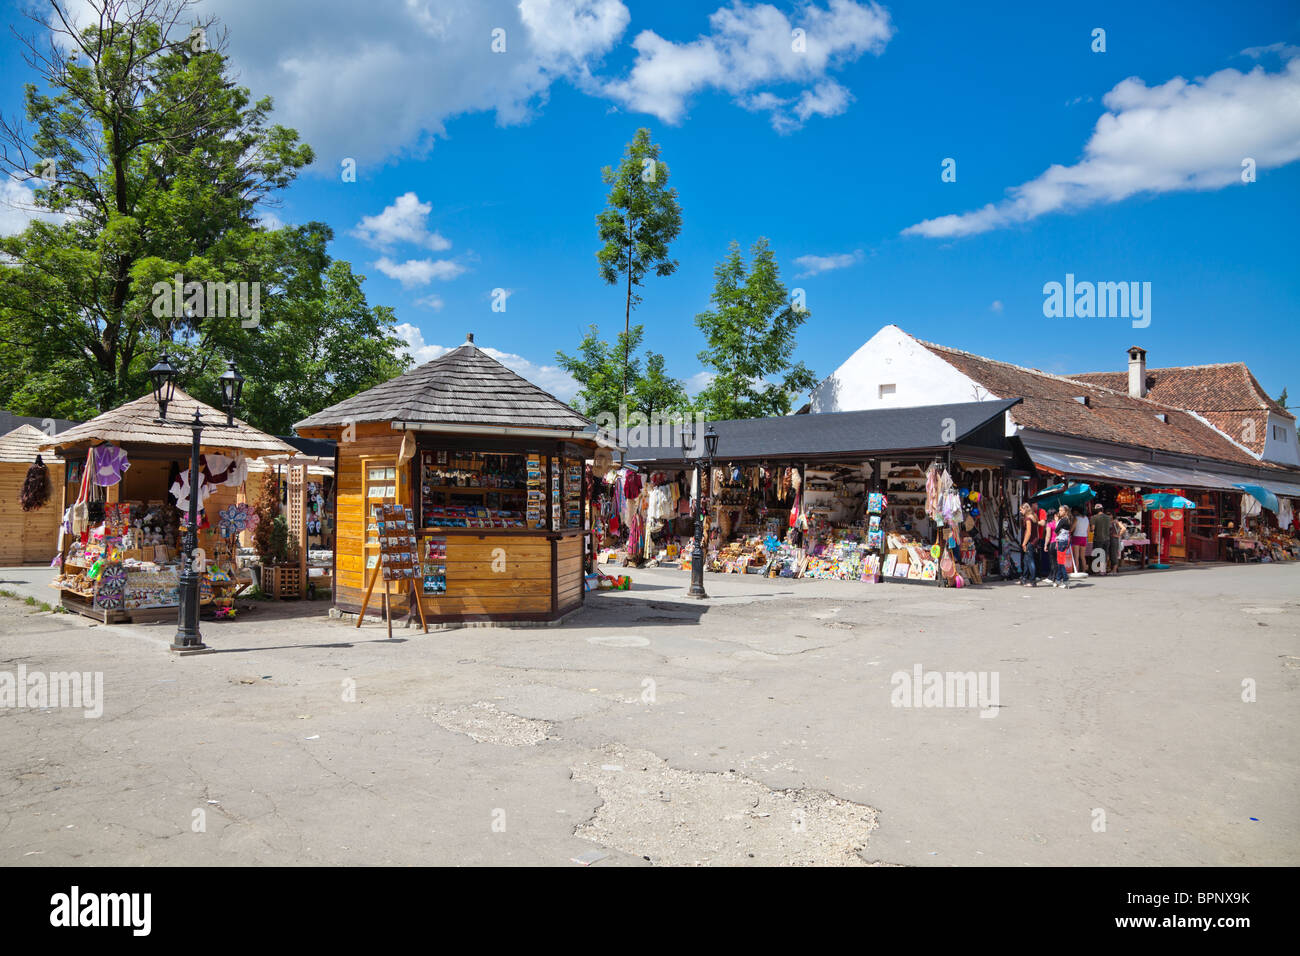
3;0;1298;404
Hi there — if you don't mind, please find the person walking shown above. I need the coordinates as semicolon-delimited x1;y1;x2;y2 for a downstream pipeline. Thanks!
1071;506;1091;575
1018;503;1040;586
1090;504;1112;575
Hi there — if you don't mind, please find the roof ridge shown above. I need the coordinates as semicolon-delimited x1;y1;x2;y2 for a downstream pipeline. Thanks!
918;339;1198;414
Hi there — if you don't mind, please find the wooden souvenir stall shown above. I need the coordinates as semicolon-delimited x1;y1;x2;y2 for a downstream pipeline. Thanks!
0;425;67;565
294;335;599;625
40;388;297;622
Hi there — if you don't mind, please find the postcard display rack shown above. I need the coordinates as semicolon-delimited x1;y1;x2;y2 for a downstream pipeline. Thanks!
357;462;429;636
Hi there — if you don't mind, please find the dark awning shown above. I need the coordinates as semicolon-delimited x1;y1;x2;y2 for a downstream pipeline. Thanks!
624;399;1020;467
1020;442;1297;494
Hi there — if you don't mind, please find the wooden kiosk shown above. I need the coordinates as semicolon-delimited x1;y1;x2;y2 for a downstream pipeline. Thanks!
294;336;598;625
40;389;297;621
0;425;66;565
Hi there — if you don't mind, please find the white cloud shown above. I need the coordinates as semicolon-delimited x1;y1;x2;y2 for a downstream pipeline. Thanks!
395;323;580;400
904;51;1300;238
256;209;286;231
990;300;1003;313
415;294;446;311
0;176;67;235
395;323;453;365
794;249;861;276
352;192;451;250
112;0;634;167
601;0;892;132
375;256;467;287
685;370;715;395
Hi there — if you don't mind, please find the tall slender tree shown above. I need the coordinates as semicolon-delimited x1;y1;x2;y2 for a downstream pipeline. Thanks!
596;128;682;401
556;323;688;421
693;238;816;420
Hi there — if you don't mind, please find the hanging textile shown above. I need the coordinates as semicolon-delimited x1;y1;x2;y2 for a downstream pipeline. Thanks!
93;444;130;487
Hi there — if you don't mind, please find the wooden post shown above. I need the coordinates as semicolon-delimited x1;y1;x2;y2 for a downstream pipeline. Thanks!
356;561;380;628
383;579;393;640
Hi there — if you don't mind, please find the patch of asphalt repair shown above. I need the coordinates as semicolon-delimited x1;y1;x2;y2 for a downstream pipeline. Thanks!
427;701;553;746
571;744;881;866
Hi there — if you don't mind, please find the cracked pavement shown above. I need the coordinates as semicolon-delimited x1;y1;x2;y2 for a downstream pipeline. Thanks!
0;561;1297;866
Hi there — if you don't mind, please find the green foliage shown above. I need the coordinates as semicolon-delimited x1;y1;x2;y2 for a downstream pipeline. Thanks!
252;470;280;563
693;238;816;420
0;2;407;429
269;516;290;566
557;323;689;420
596;128;683;398
1277;387;1289;411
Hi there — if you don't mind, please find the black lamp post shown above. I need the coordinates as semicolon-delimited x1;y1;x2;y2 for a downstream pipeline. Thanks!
218;360;244;426
682;423;718;599
149;354;178;421
151;355;244;652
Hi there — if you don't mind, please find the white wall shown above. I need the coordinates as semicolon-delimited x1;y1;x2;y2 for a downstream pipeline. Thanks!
808;324;991;413
1262;412;1300;467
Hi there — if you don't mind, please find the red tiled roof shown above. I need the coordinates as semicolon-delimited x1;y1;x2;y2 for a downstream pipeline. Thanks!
1071;362;1292;456
918;341;1262;467
1073;363;1292;417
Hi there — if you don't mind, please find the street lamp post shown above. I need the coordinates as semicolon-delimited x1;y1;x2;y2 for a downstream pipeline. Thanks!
681;424;718;599
149;354;244;652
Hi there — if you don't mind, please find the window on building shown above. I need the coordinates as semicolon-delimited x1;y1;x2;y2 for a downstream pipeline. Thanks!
878;383;896;399
1274;425;1288;442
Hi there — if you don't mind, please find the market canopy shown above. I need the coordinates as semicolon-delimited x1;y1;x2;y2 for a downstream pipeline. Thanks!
1020;443;1264;493
626;398;1021;468
40;388;296;458
294;337;593;437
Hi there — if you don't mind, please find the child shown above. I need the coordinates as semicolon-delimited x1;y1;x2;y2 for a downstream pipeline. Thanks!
1053;507;1073;588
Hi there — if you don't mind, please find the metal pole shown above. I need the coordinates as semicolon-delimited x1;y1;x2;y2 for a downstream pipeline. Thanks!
688;459;708;599
172;407;206;650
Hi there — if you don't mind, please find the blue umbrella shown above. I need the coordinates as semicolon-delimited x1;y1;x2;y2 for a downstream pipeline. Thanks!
1234;484;1279;512
1142;493;1197;510
1030;482;1096;511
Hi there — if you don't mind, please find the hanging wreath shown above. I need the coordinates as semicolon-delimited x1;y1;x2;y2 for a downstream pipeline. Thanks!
20;455;51;512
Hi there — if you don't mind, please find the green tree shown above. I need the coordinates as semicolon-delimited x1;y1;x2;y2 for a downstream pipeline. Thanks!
632;352;690;421
556;323;688;421
693;238;816;420
596;128;682;400
1277;387;1289;411
0;0;405;430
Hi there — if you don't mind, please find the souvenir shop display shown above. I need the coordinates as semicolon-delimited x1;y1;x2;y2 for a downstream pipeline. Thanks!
421;450;529;529
422;536;448;595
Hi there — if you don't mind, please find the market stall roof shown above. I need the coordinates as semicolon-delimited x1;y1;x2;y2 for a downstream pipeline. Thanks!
40;388;297;458
626;399;1020;467
294;336;593;436
1020;442;1275;493
0;424;52;463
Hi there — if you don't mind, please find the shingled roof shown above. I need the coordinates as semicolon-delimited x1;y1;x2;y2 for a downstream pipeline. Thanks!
40;388;296;457
0;424;52;463
917;340;1263;467
294;339;591;433
1070;362;1293;457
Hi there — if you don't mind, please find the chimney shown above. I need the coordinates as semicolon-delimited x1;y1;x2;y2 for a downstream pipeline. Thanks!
1127;346;1147;399
466;332;475;344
